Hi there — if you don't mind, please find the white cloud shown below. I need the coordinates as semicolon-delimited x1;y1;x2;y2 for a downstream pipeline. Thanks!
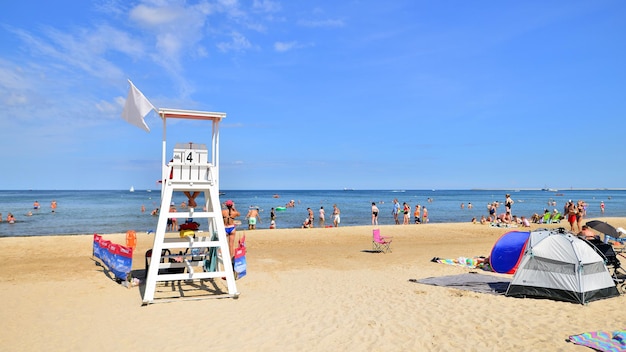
95;97;122;115
127;2;217;73
130;4;188;27
3;92;28;106
253;0;281;13
274;41;298;52
0;59;30;91
9;25;136;82
217;32;253;53
297;18;345;28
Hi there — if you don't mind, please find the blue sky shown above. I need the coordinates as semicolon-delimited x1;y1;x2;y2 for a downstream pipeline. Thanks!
1;0;625;190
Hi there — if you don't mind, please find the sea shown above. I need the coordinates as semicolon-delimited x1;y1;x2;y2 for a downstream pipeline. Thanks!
1;189;625;237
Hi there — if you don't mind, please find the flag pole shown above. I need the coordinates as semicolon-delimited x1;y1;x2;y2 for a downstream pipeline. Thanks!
161;111;167;197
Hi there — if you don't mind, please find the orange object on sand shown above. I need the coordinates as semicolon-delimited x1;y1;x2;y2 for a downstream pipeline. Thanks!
126;230;137;249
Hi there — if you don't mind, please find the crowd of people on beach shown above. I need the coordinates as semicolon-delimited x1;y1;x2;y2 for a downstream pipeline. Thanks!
472;195;528;227
469;195;596;239
387;198;430;225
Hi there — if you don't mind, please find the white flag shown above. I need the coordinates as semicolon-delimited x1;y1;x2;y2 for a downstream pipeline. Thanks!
121;79;155;132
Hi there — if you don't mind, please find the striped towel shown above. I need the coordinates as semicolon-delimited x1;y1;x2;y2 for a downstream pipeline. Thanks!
568;331;626;352
432;256;482;269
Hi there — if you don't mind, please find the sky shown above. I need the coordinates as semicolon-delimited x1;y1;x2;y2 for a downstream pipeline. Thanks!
1;0;625;190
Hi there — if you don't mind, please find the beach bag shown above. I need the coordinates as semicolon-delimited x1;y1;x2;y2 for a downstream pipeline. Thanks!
233;235;247;279
179;221;200;231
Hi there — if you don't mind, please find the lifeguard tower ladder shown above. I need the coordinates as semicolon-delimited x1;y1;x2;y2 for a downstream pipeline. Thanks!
142;108;238;304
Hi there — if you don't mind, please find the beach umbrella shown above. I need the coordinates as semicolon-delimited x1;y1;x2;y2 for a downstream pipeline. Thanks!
586;220;619;237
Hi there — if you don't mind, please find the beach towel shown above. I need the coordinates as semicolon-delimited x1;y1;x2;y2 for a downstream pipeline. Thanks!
410;273;511;295
568;331;626;352
430;256;490;270
204;232;219;272
489;222;518;228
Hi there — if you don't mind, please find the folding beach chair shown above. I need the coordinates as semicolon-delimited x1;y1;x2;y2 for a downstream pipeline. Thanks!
604;234;626;254
372;229;392;253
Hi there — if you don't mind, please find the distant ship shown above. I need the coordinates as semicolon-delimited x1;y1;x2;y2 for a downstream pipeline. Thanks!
130;186;135;192
343;188;354;191
541;186;558;192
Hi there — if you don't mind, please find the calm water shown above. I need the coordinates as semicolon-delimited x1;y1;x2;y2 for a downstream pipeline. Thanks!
1;189;624;237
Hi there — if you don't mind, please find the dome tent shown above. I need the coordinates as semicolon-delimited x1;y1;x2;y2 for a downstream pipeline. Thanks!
505;228;619;304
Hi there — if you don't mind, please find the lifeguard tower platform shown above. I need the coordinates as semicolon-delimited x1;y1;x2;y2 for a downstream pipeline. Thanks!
142;108;238;304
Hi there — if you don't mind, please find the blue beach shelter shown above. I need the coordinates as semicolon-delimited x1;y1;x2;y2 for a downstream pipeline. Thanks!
489;231;530;274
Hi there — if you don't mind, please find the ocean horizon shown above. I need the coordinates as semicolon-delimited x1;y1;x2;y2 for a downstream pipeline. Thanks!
1;189;624;237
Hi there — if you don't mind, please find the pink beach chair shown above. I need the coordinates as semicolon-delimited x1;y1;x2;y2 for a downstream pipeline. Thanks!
372;229;392;253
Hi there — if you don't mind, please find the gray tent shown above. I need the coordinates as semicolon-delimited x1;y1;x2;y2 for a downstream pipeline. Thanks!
505;229;619;304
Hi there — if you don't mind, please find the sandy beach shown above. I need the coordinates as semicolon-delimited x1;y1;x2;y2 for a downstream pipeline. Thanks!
2;218;625;351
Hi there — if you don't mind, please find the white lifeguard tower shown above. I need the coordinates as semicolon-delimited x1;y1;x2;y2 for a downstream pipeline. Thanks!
142;108;238;304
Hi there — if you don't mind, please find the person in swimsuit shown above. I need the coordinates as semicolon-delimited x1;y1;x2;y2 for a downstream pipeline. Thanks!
33;201;40;209
488;202;496;221
414;204;421;224
332;204;340;227
246;206;260;230
403;202;410;225
566;200;577;232
167;202;178;231
504;194;514;213
578;225;598;241
576;200;586;234
222;200;240;261
307;208;314;228
371;202;379;225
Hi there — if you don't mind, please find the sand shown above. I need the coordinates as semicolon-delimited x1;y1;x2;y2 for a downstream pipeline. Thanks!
1;218;625;351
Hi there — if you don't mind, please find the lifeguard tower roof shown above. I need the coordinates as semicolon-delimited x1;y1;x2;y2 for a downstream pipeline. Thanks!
159;108;226;121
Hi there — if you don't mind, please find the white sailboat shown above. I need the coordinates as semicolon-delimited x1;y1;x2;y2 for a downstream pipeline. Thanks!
130;186;135;192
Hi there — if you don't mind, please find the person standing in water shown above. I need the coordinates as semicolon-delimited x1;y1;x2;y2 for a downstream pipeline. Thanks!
371;202;379;225
332;204;341;227
246;206;260;230
392;199;400;224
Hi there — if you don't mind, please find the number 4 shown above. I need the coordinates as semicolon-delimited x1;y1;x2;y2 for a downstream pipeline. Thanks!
186;152;194;163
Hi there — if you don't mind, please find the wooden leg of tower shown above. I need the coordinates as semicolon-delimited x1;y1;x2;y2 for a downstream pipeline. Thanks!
142;186;174;304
